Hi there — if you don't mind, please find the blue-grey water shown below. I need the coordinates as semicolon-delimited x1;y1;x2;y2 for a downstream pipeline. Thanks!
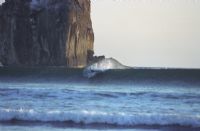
0;67;200;131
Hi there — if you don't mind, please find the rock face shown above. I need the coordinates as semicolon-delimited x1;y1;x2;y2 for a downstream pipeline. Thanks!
0;0;94;67
87;50;105;65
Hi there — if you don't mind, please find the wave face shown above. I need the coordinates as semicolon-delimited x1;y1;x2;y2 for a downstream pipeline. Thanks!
83;58;131;78
0;67;200;85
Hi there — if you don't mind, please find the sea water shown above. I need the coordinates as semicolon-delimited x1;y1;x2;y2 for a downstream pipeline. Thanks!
0;67;200;131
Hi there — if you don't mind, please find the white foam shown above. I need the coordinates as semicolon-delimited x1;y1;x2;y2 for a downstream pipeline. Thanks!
0;0;5;5
83;58;131;78
0;109;200;127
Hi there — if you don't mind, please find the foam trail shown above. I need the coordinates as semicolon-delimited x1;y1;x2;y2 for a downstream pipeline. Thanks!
83;58;131;78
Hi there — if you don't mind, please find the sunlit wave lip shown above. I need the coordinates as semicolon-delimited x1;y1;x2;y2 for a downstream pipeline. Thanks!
83;58;131;78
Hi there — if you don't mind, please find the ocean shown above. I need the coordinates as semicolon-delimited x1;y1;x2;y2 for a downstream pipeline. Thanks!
0;67;200;131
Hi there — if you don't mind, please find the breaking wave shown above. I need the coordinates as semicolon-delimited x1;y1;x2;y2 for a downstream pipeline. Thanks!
83;58;131;78
0;67;200;85
0;109;200;127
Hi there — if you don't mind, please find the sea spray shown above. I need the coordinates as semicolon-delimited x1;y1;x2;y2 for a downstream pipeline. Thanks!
83;58;131;78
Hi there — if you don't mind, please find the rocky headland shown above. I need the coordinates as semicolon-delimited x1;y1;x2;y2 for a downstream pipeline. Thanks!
0;0;95;67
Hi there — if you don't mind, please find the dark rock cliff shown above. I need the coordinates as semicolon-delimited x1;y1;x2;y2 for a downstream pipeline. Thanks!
0;0;94;67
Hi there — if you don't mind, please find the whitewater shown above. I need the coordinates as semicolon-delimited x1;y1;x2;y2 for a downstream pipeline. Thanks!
83;58;131;78
0;59;200;131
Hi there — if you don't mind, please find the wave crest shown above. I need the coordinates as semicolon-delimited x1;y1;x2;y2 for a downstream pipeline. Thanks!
0;109;200;127
83;58;131;78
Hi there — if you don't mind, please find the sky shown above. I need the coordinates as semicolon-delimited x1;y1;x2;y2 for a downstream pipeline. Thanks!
91;0;200;68
1;0;200;68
